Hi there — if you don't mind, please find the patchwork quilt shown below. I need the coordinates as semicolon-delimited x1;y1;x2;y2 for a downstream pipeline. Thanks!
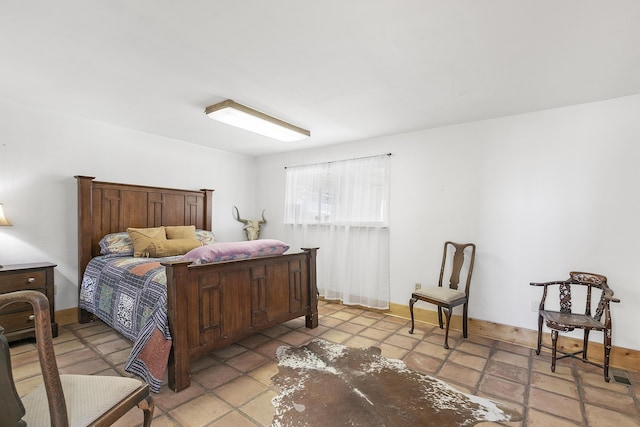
79;255;180;393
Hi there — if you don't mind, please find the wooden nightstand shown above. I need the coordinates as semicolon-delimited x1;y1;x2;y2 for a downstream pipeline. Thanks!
0;262;58;341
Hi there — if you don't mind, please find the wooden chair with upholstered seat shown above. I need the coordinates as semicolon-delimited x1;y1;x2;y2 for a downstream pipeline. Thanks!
530;271;620;382
409;242;476;349
0;290;154;426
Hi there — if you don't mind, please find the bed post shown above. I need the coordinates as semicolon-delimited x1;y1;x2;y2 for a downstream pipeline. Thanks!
200;189;214;231
303;248;319;328
75;176;96;324
163;260;192;392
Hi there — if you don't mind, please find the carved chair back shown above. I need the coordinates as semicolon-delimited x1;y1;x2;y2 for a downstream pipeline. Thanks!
438;241;476;297
541;271;614;328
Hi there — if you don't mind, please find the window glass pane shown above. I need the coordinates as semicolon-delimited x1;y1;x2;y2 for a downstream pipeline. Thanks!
285;156;389;226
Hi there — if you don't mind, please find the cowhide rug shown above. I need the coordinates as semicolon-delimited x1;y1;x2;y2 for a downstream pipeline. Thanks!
271;339;521;427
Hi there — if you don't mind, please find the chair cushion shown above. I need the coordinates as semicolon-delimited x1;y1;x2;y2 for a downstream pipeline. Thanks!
22;374;145;427
413;287;466;304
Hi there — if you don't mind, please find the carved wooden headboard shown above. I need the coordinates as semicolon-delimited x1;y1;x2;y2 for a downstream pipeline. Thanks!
75;176;214;287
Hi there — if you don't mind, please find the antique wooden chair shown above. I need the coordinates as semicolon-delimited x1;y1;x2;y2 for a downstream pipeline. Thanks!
409;242;476;349
0;290;154;426
530;271;620;381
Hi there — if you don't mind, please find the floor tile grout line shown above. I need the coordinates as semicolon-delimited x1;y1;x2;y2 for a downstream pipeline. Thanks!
66;323;135;378
519;345;533;427
573;359;592;427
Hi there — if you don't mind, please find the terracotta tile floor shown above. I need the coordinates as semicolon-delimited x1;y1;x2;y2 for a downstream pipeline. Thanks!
9;300;640;426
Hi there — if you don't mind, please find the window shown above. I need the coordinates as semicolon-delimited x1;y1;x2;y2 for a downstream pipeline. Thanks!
285;156;389;226
284;154;390;309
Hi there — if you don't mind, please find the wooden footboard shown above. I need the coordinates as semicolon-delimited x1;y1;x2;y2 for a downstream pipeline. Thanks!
163;248;318;392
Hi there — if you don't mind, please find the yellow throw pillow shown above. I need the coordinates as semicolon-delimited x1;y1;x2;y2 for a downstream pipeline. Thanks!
127;226;167;257
146;239;203;257
165;225;197;240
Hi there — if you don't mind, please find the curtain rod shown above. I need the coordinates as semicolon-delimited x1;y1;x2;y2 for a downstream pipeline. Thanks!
284;153;392;169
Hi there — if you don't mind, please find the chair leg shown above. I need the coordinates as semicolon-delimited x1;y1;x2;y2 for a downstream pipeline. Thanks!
437;306;444;329
536;314;543;355
462;303;468;338
139;395;154;427
604;330;612;382
582;329;590;361
408;297;417;334
443;307;452;349
550;330;558;372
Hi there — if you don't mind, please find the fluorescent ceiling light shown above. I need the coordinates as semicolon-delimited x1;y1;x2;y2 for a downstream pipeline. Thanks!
205;99;310;142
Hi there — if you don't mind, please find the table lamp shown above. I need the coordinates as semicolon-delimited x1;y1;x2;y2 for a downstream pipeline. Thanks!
0;203;12;268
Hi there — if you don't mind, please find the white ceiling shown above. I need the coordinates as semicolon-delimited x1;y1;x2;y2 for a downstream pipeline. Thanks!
2;1;640;157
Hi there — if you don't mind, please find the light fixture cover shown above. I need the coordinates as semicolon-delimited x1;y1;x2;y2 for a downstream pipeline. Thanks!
205;100;310;142
0;203;12;226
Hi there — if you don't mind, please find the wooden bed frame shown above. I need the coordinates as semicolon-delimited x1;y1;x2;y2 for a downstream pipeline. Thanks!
75;176;318;392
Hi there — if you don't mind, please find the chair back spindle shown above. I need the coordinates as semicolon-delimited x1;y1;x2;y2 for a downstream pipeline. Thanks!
594;290;608;322
570;272;608;320
447;246;465;290
558;283;572;313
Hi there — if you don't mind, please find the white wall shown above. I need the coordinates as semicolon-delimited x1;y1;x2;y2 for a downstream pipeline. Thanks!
2;94;637;351
0;100;257;310
256;94;640;351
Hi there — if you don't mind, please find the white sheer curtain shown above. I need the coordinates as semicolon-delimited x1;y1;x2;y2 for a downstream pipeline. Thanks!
284;154;390;309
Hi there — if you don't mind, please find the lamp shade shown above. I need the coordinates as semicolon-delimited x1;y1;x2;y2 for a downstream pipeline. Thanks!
205;100;310;142
0;203;12;226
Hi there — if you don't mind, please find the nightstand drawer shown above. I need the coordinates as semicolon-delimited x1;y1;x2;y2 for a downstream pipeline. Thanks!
0;271;47;291
0;305;36;334
0;262;57;341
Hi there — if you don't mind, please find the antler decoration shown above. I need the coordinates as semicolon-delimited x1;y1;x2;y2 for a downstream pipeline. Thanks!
233;206;248;224
233;206;267;240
